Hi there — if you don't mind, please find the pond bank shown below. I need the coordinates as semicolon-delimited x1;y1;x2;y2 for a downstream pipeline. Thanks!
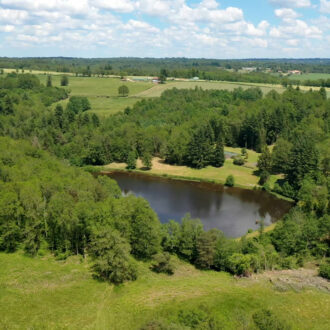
96;170;293;237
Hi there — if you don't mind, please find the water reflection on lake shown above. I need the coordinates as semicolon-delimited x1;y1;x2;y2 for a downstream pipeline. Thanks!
106;172;292;238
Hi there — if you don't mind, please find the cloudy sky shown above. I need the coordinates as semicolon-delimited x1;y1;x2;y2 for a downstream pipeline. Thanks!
0;0;329;58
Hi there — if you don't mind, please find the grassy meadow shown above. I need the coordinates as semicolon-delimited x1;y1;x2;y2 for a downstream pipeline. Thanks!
288;73;330;81
37;74;153;116
104;147;281;190
1;252;329;330
135;80;286;97
5;68;329;113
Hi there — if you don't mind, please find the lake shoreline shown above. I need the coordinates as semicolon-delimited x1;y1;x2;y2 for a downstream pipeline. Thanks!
95;167;295;203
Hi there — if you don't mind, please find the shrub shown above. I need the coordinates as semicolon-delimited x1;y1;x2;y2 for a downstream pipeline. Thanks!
225;175;235;187
319;262;330;280
253;309;291;330
233;156;245;166
228;253;253;276
150;252;175;275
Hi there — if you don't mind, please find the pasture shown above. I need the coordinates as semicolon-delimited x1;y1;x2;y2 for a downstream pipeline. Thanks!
0;252;329;329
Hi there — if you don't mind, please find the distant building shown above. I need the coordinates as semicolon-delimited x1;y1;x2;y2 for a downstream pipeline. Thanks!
192;76;199;80
288;70;302;75
242;67;257;72
152;77;160;83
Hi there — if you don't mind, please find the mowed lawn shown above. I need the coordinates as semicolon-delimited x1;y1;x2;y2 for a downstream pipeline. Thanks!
1;252;329;330
104;147;278;189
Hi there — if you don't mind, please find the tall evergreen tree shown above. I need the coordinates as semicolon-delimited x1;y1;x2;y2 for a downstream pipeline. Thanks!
46;75;52;87
210;137;225;168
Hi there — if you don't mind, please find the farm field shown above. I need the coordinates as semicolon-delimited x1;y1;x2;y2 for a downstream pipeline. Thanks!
104;147;282;190
1;252;329;330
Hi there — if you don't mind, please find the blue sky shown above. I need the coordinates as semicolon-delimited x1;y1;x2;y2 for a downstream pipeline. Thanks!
0;0;329;58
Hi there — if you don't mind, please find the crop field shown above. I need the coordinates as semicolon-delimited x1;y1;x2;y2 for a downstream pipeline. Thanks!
1;252;329;330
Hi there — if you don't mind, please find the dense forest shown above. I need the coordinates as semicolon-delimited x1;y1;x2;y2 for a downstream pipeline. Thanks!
0;72;329;286
1;57;330;87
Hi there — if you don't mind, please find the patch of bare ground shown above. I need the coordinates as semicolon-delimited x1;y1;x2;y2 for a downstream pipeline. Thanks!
250;268;330;293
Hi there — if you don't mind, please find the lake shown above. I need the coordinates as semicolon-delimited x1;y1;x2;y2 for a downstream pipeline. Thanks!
106;172;292;238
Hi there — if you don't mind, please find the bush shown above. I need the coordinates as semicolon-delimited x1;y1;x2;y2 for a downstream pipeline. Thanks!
319;262;330;280
225;175;235;187
227;253;253;276
150;252;175;275
253;309;291;330
233;156;245;166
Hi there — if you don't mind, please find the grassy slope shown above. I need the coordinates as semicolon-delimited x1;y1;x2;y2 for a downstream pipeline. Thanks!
37;74;153;116
104;147;281;190
1;252;329;330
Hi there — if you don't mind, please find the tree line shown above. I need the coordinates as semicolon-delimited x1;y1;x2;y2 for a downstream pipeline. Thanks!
0;72;329;283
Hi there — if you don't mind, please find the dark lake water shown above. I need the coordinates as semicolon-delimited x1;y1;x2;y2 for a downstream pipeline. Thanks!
107;172;292;238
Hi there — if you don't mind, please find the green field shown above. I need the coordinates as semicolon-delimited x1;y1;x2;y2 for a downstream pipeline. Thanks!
136;80;285;98
1;252;329;329
37;74;153;116
288;73;330;81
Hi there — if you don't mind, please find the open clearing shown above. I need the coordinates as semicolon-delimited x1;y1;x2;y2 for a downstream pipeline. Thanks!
37;74;153;116
104;147;282;190
0;252;329;330
4;69;330;113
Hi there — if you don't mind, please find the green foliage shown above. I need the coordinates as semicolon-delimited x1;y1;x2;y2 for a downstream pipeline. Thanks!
253;309;291;330
126;151;137;169
233;156;245;166
60;75;69;86
210;138;225;167
89;227;137;284
195;229;222;269
150;252;174;275
46;75;52;87
118;85;129;97
272;138;292;174
66;96;91;113
142;152;152;170
225;175;235;187
286;134;319;190
257;146;272;173
319;262;330;280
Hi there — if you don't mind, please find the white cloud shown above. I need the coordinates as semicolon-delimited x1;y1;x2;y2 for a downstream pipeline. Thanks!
0;25;15;32
320;0;330;13
275;8;300;19
270;19;322;39
269;0;311;8
93;0;135;13
0;8;28;23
